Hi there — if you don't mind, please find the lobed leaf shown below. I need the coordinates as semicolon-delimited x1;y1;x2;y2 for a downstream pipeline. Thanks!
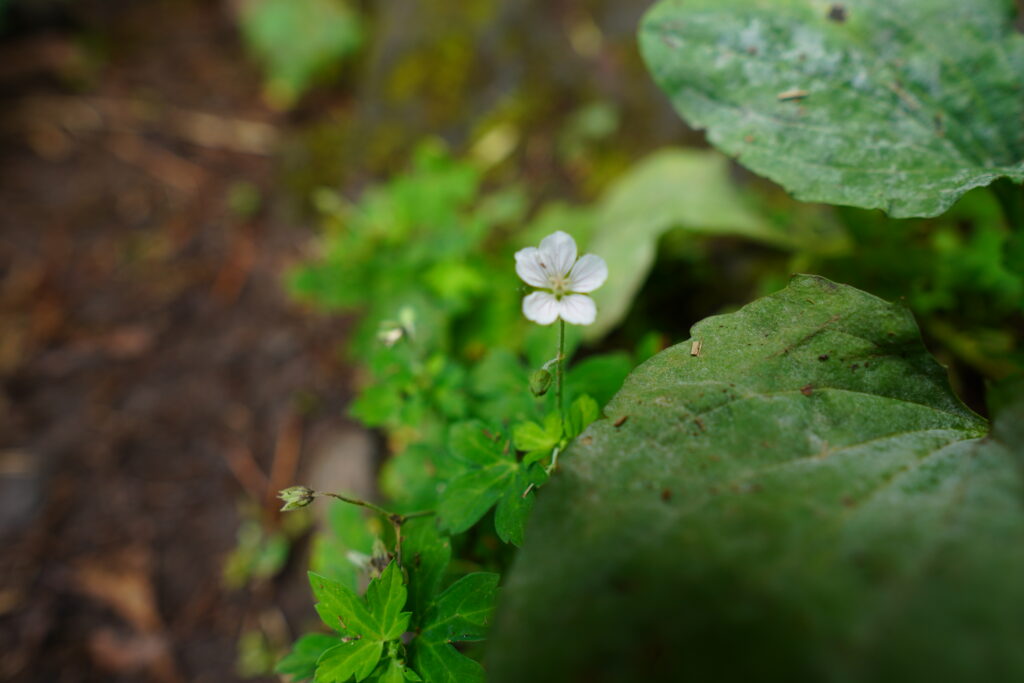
411;573;500;683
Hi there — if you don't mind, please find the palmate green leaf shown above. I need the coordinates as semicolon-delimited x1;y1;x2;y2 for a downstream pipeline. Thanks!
585;149;792;339
307;562;411;682
437;421;547;546
639;0;1024;219
411;573;499;683
490;275;1024;682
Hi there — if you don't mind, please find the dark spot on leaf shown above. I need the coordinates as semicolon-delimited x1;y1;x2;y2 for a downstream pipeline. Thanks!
818;354;830;361
414;552;422;568
694;417;706;432
801;384;814;396
851;363;860;371
581;436;593;445
661;488;673;502
842;496;855;507
614;415;629;428
827;4;847;22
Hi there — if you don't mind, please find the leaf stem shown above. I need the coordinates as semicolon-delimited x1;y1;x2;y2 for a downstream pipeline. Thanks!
315;491;435;566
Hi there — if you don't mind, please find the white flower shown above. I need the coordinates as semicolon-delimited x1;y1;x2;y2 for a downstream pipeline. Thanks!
514;231;607;325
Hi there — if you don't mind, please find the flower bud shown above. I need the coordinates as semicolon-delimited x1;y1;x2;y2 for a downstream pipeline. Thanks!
529;368;553;397
277;486;315;511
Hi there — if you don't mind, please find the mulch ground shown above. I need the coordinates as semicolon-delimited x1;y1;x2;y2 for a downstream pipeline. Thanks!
0;2;354;680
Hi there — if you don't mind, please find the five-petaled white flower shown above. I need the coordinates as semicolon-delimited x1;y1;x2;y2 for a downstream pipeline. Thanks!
515;231;607;325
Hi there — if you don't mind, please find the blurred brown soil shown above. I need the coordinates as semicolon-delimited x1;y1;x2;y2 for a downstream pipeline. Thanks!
0;2;353;681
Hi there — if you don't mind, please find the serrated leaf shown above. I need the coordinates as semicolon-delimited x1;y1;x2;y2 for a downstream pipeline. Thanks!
276;633;338;680
401;518;452;625
411;573;500;683
364;562;411;641
490;275;1024;681
438;421;544;543
309;572;376;637
448;422;504;466
639;0;1024;218
315;640;382;683
512;413;562;452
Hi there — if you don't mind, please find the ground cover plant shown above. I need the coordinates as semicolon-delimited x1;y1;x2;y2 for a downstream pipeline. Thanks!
275;1;1024;681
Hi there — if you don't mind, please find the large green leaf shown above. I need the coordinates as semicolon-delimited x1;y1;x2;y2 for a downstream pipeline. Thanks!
489;275;1024;682
639;0;1024;217
586;148;794;339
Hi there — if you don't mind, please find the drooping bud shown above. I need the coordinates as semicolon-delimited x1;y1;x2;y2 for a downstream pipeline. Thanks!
277;486;315;511
529;368;553;397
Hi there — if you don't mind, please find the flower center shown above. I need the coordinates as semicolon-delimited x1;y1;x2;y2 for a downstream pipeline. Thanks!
548;273;569;296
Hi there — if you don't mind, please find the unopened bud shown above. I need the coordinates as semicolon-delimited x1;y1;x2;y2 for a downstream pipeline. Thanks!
529;369;553;397
277;486;315;511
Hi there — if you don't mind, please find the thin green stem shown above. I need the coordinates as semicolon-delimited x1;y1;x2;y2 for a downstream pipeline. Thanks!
556;319;565;430
316;492;435;567
317;491;394;519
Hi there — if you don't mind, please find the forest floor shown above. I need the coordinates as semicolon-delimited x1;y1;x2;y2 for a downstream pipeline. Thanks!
0;2;361;681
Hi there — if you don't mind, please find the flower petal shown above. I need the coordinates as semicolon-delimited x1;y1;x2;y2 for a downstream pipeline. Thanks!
514;247;550;288
523;291;560;325
567;253;608;293
558;294;596;326
538;231;577;277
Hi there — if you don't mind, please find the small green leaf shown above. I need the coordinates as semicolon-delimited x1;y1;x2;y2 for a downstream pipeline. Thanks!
276;633;338;680
448;422;503;466
309;572;376;636
512;413;562;452
639;0;1024;218
315;639;382;683
364;562;411;641
566;395;599;439
411;573;500;683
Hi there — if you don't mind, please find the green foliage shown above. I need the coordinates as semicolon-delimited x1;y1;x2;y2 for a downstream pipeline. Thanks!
436;422;547;547
409;573;499;683
238;0;363;108
639;0;1024;217
585;148;794;338
307;561;411;682
490;276;1024;681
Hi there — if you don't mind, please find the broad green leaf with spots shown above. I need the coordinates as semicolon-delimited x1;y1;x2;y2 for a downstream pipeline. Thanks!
411;573;499;683
639;0;1024;217
437;421;547;546
307;562;411;682
489;275;1024;682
